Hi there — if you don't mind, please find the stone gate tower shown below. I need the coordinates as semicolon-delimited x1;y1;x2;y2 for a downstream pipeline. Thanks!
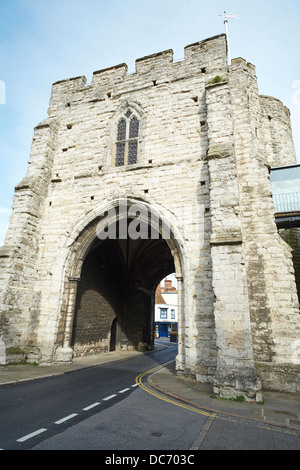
0;34;299;400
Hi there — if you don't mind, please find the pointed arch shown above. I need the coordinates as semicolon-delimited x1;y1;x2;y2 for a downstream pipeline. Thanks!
55;197;187;367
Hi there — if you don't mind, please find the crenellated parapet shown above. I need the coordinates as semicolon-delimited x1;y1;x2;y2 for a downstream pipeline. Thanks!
259;95;297;167
48;34;228;114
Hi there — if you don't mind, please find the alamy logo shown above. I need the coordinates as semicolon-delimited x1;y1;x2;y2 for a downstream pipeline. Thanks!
96;201;172;241
0;80;6;104
96;198;205;248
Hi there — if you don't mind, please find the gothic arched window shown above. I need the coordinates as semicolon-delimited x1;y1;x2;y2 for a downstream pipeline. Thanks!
115;110;140;166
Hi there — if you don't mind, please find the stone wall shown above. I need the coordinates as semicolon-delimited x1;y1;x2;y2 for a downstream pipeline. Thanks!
71;242;122;357
228;59;300;393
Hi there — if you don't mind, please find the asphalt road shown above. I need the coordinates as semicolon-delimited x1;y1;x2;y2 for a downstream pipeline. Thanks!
0;340;207;451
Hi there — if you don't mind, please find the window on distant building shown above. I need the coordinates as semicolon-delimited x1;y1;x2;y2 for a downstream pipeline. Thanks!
160;308;168;320
171;309;175;319
115;109;140;166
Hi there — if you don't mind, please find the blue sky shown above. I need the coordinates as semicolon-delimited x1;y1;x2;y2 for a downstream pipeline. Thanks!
0;0;299;244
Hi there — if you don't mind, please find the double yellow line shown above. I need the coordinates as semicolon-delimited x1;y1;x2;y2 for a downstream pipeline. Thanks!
135;361;217;418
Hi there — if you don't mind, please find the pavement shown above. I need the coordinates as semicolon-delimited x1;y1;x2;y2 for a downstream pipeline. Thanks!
1;344;300;434
148;362;300;432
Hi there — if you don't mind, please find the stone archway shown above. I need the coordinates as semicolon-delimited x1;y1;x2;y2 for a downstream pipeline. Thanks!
71;236;176;356
56;198;186;364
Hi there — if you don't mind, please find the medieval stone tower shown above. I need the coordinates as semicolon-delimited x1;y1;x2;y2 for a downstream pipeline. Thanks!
0;34;299;400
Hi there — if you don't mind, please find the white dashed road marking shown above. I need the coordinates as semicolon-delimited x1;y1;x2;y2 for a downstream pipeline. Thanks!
83;402;101;411
55;413;78;425
8;382;139;448
17;428;47;443
103;394;117;401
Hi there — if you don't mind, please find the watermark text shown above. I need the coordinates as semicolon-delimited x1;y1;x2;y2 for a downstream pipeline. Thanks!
96;198;205;247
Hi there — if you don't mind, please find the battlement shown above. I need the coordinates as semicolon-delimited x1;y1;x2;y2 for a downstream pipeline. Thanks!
48;34;228;113
260;94;291;119
135;49;174;74
230;57;256;73
92;63;128;87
